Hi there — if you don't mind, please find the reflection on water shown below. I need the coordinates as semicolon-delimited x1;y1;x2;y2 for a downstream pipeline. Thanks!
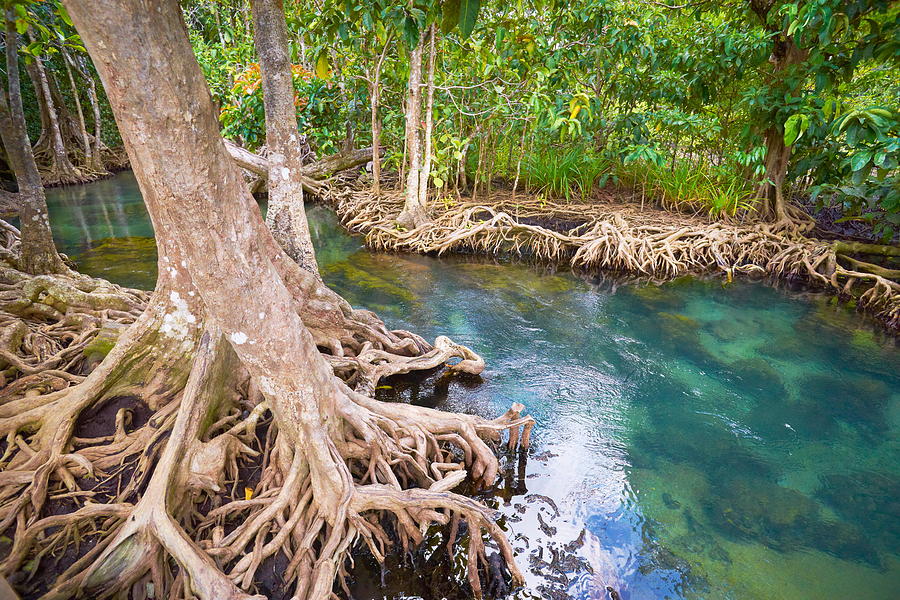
45;173;900;599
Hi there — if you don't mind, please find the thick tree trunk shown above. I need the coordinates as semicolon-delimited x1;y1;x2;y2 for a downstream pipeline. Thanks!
397;30;426;228
368;34;392;196
66;6;351;590
61;47;93;169
748;1;809;226
250;0;318;274
418;25;437;206
756;125;792;220
0;14;65;274
28;46;80;184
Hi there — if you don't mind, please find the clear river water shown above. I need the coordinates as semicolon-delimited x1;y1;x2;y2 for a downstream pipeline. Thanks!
44;172;900;600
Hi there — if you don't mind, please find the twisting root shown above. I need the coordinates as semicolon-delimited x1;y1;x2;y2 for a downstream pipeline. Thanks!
1;225;532;599
322;188;900;332
0;221;20;265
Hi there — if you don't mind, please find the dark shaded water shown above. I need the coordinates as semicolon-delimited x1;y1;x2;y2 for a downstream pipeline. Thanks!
46;172;900;599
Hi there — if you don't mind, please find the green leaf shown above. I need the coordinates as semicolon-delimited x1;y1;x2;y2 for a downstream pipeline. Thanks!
315;53;331;80
361;11;373;31
783;113;808;146
442;0;461;35
57;5;74;27
15;19;28;35
823;98;836;121
458;0;480;40
402;16;419;48
849;151;872;173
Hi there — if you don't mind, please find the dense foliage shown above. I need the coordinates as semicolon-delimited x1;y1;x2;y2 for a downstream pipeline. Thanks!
5;0;888;237
180;0;898;238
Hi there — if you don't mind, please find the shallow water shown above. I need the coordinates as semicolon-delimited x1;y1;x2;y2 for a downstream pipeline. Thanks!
46;173;900;600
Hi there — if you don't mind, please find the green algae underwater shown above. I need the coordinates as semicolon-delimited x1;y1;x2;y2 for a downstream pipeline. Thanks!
44;172;900;600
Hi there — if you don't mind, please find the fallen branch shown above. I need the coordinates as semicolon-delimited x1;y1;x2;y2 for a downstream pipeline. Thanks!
833;240;900;258
836;254;900;281
223;139;374;196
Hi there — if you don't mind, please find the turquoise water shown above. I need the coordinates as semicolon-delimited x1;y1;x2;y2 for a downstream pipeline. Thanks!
46;173;900;599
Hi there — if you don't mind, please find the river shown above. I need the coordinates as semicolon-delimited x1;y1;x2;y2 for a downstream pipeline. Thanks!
45;171;900;599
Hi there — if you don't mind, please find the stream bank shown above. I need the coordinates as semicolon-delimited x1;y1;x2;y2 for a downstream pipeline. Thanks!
18;171;898;600
326;185;900;334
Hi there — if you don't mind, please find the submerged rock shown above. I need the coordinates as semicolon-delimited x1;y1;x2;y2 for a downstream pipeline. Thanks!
661;492;681;510
705;478;821;552
797;373;890;436
811;519;882;568
817;470;900;554
726;357;787;399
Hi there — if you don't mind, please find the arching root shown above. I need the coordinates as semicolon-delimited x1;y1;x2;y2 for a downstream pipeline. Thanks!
328;334;484;395
1;313;532;599
181;379;533;600
1;251;528;599
323;188;900;332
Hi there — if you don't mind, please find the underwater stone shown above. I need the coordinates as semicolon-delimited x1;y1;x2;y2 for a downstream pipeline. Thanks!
797;373;890;436
817;470;900;553
662;492;681;510
725;357;787;400
811;519;882;568
705;478;821;552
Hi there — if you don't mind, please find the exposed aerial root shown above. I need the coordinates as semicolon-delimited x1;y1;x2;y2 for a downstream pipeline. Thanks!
1;216;529;599
0;297;533;599
35;145;129;187
324;188;900;332
328;334;484;395
184;385;532;600
0;221;19;265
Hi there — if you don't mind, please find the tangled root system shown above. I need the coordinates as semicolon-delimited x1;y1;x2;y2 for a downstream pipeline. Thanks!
328;188;899;332
0;222;534;600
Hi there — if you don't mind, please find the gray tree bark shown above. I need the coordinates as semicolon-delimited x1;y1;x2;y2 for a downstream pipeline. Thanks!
250;0;318;275
418;25;436;206
0;13;65;274
397;30;426;228
28;34;80;183
64;0;352;547
61;47;93;168
368;33;392;196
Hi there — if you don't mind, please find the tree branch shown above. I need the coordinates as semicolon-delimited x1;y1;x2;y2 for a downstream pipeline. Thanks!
223;138;376;196
833;240;900;258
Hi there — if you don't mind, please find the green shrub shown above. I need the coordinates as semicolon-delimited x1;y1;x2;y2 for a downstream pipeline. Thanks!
615;160;757;218
523;146;612;202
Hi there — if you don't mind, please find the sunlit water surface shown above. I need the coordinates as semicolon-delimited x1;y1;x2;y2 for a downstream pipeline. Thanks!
46;172;900;599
